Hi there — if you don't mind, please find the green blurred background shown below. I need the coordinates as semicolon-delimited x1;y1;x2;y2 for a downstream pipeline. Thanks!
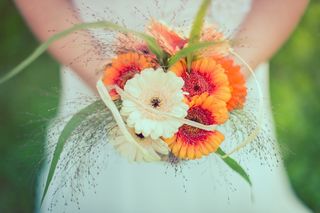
0;1;319;212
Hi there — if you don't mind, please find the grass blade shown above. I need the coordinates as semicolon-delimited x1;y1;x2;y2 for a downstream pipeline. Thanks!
189;0;212;44
41;100;105;204
168;40;223;67
0;21;164;85
187;0;212;70
216;147;252;186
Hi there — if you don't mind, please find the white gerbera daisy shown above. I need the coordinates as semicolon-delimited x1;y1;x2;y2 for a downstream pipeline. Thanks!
120;68;188;139
109;127;169;162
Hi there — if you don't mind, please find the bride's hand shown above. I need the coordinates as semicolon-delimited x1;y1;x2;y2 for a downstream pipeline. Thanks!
15;0;104;90
233;0;308;78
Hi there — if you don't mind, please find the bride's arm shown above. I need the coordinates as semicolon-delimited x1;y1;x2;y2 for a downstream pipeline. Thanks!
234;0;309;76
15;0;103;90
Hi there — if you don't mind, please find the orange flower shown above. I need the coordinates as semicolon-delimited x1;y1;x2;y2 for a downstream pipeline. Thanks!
199;25;230;58
115;34;156;58
215;57;247;111
148;20;187;55
164;93;228;160
170;58;231;103
200;25;224;42
103;52;154;99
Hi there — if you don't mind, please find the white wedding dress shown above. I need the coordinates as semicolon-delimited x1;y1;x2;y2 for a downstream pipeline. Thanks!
38;0;311;213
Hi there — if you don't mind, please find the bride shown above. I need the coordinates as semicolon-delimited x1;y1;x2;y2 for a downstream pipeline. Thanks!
16;0;310;212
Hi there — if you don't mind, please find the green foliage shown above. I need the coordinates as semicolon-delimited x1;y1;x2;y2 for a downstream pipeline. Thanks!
188;0;211;44
186;0;212;70
0;2;60;213
41;101;105;205
0;21;165;85
270;0;320;211
216;148;252;185
168;41;220;67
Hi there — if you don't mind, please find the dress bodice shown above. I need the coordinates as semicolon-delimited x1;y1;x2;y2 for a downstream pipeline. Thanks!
74;0;252;37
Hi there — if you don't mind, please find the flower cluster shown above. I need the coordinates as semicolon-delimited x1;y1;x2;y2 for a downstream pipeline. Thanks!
102;20;247;162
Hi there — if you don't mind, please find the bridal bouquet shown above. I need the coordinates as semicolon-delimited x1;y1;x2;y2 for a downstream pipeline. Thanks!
0;0;263;203
99;20;246;160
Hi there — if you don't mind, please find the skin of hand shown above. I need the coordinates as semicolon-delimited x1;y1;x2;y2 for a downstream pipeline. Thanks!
15;0;309;90
15;0;103;90
233;0;309;77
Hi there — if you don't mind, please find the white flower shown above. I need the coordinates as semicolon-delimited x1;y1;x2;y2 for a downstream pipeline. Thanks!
120;68;188;139
109;127;169;162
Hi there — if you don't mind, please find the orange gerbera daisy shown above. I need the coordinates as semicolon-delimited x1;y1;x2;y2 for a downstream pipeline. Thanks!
164;93;228;160
200;25;224;42
148;20;188;55
215;57;247;111
170;58;231;103
103;52;154;98
199;25;230;58
115;34;156;58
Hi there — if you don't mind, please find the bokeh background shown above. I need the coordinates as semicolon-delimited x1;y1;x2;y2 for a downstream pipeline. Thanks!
0;0;319;212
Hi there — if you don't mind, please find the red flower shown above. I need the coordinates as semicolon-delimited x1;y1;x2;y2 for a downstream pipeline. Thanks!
170;58;231;103
164;93;228;160
148;20;188;55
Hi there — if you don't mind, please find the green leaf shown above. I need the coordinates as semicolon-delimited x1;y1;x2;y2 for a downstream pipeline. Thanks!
216;147;252;186
187;0;212;70
137;33;165;62
189;0;212;44
0;21;165;85
167;40;221;67
41;100;106;205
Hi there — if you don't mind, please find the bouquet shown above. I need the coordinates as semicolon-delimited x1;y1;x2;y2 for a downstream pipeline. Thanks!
0;0;264;205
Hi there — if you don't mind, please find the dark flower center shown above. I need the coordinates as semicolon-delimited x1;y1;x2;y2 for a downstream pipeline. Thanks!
135;133;145;139
193;85;201;91
150;97;161;108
